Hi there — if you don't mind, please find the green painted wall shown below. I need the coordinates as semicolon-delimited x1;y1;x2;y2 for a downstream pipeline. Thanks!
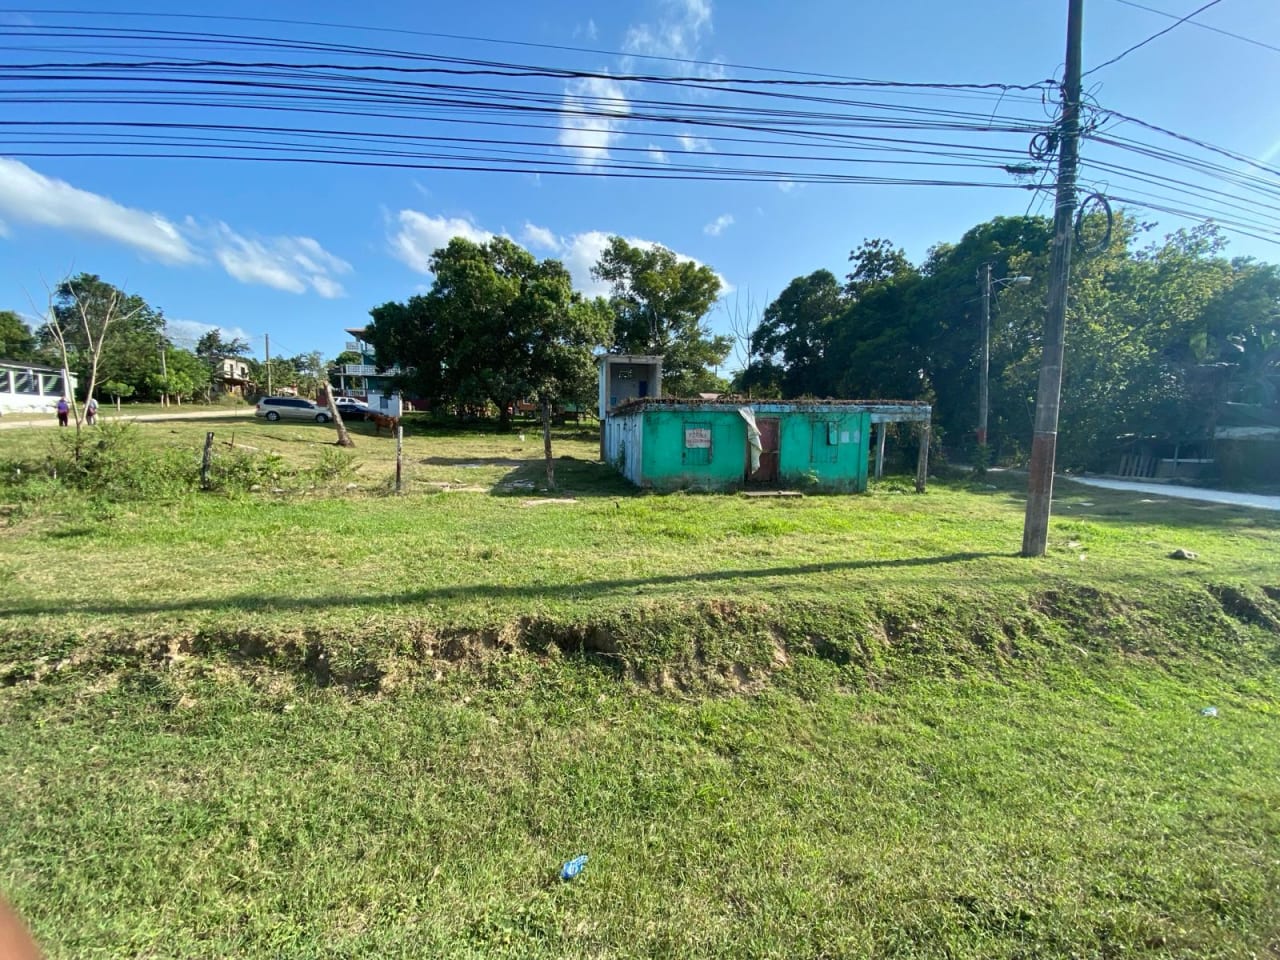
641;409;748;491
635;407;871;492
776;410;870;492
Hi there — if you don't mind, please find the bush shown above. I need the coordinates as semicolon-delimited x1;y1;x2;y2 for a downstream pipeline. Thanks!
0;424;301;504
310;447;357;482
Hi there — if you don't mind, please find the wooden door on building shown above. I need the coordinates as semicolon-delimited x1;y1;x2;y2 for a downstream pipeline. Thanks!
748;417;780;483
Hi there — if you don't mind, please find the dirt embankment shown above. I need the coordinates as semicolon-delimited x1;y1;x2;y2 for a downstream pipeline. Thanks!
2;581;1278;698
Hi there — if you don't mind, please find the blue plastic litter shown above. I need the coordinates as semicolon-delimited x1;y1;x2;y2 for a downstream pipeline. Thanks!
1201;706;1218;717
560;855;589;881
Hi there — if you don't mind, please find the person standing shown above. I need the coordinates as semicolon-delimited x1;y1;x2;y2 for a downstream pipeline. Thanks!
55;397;69;428
84;396;99;426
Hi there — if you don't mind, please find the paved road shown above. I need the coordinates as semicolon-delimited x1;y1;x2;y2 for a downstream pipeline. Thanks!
1063;475;1280;512
0;409;255;431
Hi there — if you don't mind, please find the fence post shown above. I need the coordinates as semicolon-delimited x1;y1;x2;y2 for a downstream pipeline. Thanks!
395;425;403;494
914;423;930;494
201;431;214;490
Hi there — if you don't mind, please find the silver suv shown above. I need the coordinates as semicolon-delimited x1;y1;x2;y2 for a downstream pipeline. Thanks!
255;396;331;423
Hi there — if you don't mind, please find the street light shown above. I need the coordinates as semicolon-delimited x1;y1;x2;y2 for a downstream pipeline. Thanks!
978;264;1031;467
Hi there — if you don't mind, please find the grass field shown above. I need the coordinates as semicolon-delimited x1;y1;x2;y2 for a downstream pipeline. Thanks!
0;399;250;423
2;418;1279;958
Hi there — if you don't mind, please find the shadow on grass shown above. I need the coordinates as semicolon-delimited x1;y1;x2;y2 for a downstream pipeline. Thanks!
0;551;1011;619
923;474;1280;532
490;457;639;499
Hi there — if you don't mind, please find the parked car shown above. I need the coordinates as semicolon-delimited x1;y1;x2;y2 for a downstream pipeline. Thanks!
255;396;331;423
333;396;372;421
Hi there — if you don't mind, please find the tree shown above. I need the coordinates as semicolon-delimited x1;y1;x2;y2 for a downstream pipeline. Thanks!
520;266;612;487
592;237;729;396
367;236;610;442
39;275;165;406
845;238;915;299
195;329;250;362
39;274;151;439
753;270;845;397
149;348;211;405
288;352;327;398
0;311;38;361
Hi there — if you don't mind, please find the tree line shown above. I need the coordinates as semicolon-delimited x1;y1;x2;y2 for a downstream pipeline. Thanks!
1;274;330;404
736;215;1280;470
362;235;731;429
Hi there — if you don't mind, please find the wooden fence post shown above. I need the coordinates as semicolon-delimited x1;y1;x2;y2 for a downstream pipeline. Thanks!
395;425;404;494
201;431;214;490
914;423;930;494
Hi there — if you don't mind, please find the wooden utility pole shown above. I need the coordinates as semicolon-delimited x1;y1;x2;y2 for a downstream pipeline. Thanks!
977;262;992;460
264;333;272;395
1022;0;1084;558
159;346;168;407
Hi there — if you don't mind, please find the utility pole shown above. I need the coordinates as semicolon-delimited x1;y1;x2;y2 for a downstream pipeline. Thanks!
978;262;992;464
1022;0;1084;558
159;346;168;407
264;333;272;395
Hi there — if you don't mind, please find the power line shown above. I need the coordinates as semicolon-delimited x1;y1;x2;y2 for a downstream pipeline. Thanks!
1084;0;1226;76
0;7;1057;92
1105;0;1280;56
1090;104;1280;179
3;12;1277;249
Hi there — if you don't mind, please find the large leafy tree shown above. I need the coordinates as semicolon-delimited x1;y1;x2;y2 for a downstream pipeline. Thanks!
40;274;166;402
844;238;915;300
592;236;729;396
0;310;39;362
752;270;845;397
367;236;609;435
194;329;250;362
765;214;1280;470
148;347;211;404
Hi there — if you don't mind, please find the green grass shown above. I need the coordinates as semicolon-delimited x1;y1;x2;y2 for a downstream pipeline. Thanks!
0;398;250;422
2;421;1279;958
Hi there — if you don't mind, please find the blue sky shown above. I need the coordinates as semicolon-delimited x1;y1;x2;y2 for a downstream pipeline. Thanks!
0;0;1277;366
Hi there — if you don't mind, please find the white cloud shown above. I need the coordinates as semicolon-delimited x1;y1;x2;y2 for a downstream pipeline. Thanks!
164;319;254;350
392;213;732;297
522;222;561;251
390;210;494;272
0;158;198;265
677;134;713;153
557;230;732;297
0;159;353;297
623;0;713;60
574;18;599;42
703;214;734;237
559;75;631;165
646;144;670;164
778;180;797;193
202;223;351;298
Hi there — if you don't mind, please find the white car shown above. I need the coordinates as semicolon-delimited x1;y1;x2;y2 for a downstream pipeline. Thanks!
255;396;331;423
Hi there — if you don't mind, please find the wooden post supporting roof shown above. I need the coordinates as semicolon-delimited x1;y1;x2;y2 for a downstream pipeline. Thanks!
915;423;930;493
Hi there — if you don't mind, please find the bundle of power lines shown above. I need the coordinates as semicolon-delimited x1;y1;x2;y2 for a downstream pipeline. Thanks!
0;10;1276;245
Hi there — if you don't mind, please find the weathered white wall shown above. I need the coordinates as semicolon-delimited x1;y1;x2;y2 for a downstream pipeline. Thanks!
603;411;645;486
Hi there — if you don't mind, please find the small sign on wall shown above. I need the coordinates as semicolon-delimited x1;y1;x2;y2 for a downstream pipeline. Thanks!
685;427;711;448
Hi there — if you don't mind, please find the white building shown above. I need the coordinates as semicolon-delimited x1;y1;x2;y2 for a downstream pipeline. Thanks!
0;361;77;416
